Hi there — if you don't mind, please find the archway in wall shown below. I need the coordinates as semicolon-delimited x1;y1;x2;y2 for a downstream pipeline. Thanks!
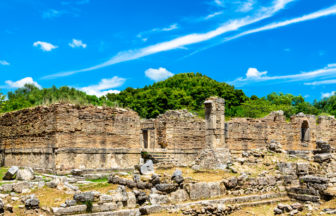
301;120;310;142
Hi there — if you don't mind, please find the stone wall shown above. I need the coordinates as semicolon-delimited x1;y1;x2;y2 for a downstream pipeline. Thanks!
0;104;141;171
226;111;336;151
154;110;205;150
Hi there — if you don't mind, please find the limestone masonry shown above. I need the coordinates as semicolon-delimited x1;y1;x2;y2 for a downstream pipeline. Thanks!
0;96;335;173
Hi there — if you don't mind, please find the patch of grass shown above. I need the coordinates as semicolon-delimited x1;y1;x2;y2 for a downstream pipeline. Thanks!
86;177;108;183
78;182;119;194
0;167;9;180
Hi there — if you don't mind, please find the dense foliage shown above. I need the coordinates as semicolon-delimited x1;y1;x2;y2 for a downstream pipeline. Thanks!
0;84;115;113
105;73;248;118
0;73;335;120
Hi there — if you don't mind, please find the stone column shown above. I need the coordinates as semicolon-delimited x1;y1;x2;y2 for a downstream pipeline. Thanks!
204;97;225;149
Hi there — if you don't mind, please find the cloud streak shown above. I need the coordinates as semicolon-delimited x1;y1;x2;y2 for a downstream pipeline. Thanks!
69;39;87;48
229;64;336;87
0;60;10;66
225;4;336;42
33;41;58;51
80;76;125;97
43;0;294;79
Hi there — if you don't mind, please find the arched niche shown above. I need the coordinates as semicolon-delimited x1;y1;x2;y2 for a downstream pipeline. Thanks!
301;120;310;142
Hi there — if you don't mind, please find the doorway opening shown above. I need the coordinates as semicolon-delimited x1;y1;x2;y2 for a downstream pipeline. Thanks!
301;120;310;142
142;130;148;149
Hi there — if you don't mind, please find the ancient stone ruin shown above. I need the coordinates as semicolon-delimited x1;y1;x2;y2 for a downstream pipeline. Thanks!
0;96;335;215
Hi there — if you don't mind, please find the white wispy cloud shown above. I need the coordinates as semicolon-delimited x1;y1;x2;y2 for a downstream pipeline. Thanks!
42;9;63;18
214;0;225;7
43;0;293;79
225;4;336;42
69;39;87;48
80;76;125;97
304;64;336;86
304;95;310;98
321;91;335;98
33;41;58;51
145;68;174;81
4;77;41;89
236;0;255;12
77;0;89;4
229;64;336;86
161;24;178;31
182;3;336;61
205;11;223;20
0;60;10;66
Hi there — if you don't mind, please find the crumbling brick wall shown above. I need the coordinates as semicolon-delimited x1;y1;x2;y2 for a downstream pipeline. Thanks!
0;104;141;171
225;111;336;151
155;110;205;150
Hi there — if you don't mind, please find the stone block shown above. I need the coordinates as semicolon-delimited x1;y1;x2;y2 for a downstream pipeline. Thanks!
299;175;329;184
278;163;297;177
92;203;117;213
187;182;210;200
73;192;94;202
126;192;136;208
3;166;19;180
3;184;13;192
148;194;170;205
208;182;221;198
155;184;176;193
314;154;331;162
267;176;276;186
52;205;87;216
297;163;309;176
140;160;154;175
257;177;268;186
100;195;113;203
13;182;30;193
16;169;34;181
169;189;189;203
71;169;83;176
139;205;163;215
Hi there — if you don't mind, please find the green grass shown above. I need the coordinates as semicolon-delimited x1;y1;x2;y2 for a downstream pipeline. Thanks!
85;177;108;183
0;168;9;180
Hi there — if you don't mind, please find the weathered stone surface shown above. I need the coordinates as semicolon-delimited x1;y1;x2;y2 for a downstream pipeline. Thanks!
126;192;136;208
172;169;182;178
193;148;231;170
172;175;184;184
133;174;140;183
71;169;83;176
92;203;118;213
38;181;45;188
16;169;34;181
288;193;320;202
148;193;170;205
139;205;163;215
3;184;13;192
13;182;29;193
46;178;60;188
52;205;87;216
267;176;276;186
3;166;19;180
140;160;154;175
65;200;76;207
186;182;210;200
297;163;309;176
25;198;40;208
299;175;329;184
0;198;4;209
73;192;94;202
257;177;268;186
169;189;189;203
314;153;332;162
223;177;237;188
100;195;113;203
155;184;176;193
278;163;297;177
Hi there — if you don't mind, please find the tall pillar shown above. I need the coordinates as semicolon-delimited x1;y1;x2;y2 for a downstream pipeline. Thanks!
204;96;225;149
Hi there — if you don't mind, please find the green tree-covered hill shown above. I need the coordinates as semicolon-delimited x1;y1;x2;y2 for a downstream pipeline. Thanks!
0;72;335;120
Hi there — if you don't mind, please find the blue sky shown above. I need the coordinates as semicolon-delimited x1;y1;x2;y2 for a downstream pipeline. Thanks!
1;0;336;101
